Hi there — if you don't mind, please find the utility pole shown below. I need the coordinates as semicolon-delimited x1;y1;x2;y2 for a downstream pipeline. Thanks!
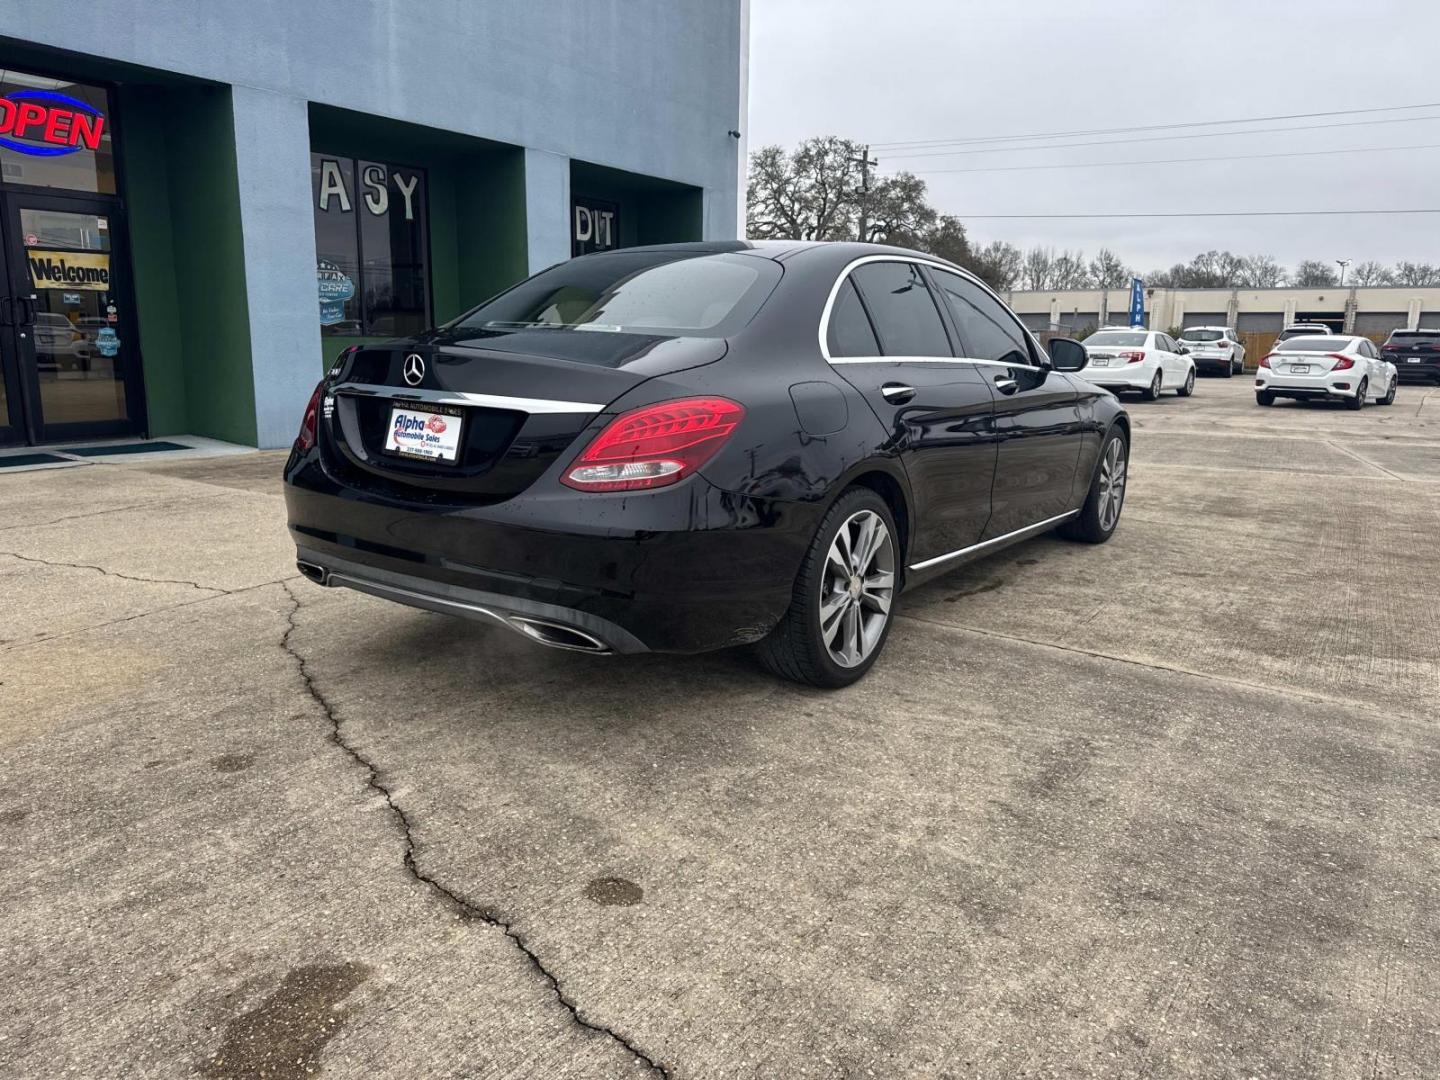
1336;259;1351;286
850;145;879;242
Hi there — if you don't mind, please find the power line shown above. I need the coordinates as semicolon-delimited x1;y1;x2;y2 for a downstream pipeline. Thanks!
956;209;1440;220
884;114;1440;160
869;101;1440;150
912;142;1440;176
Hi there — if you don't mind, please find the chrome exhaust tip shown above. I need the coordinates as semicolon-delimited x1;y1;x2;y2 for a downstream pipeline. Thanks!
296;560;328;585
508;616;611;654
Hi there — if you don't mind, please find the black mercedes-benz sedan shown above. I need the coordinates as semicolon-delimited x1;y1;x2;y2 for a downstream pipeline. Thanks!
284;241;1129;687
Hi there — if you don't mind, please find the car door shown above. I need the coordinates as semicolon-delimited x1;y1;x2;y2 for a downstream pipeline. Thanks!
1157;333;1180;381
825;260;997;565
927;267;1084;539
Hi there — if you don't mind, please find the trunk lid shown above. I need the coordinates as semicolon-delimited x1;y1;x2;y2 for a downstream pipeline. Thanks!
320;332;727;503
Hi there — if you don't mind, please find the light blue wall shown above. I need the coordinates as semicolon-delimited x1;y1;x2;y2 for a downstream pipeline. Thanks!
7;0;746;446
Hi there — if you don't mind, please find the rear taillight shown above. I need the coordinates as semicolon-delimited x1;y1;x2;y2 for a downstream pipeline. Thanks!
1120;350;1146;364
1330;355;1355;370
294;380;326;452
1260;354;1273;369
562;397;745;492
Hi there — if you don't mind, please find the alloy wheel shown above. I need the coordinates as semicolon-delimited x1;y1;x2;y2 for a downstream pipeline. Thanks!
1185;370;1195;395
820;509;895;668
1098;437;1127;532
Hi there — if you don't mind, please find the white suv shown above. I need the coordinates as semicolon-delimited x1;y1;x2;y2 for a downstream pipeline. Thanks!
1256;335;1398;409
1178;326;1245;377
1079;328;1196;400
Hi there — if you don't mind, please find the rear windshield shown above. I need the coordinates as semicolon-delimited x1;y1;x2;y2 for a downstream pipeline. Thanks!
1277;327;1329;340
452;251;779;339
1180;329;1226;342
1276;337;1351;353
1083;331;1147;347
1387;331;1440;342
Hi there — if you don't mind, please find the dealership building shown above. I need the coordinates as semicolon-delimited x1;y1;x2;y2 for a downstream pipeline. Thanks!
0;2;749;450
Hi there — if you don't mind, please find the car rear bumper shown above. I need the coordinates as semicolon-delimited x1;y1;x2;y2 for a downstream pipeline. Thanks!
1078;360;1156;390
1254;372;1359;399
283;449;817;655
1190;353;1233;371
1392;360;1440;382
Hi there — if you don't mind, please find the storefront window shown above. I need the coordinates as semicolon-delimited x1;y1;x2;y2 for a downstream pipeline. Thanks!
310;153;428;337
0;70;115;194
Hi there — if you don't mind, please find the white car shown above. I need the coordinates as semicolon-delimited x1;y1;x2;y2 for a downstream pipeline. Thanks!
1276;322;1332;343
1078;328;1196;400
1256;335;1397;409
1177;326;1245;377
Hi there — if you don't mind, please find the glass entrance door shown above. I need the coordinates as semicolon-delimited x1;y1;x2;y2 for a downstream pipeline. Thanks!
0;193;144;445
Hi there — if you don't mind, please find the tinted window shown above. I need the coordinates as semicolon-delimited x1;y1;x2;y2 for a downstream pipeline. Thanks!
454;251;779;339
930;269;1031;365
1084;331;1147;347
849;262;953;358
1180;329;1226;342
1388;331;1440;343
1276;337;1352;353
826;278;880;357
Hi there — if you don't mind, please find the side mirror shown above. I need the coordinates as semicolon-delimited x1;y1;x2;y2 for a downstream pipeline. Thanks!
1177;344;1191;354
1049;337;1087;372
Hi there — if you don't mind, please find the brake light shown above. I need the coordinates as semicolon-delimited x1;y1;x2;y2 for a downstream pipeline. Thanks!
1260;354;1273;369
562;397;745;492
1329;355;1354;370
1120;350;1146;364
294;380;326;452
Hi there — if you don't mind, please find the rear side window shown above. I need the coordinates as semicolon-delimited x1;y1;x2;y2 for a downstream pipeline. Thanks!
826;278;880;357
849;262;953;358
930;269;1032;366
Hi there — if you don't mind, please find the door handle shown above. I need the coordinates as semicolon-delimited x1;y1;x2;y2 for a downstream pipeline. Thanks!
16;296;36;327
993;375;1019;395
0;296;12;328
880;383;916;404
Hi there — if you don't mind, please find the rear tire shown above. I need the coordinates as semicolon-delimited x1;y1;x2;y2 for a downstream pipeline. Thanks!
1142;371;1162;401
756;487;899;688
1221;362;1233;379
1347;378;1368;410
1256;391;1275;407
1059;428;1128;544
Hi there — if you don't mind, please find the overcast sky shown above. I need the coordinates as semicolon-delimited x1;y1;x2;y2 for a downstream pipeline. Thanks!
747;0;1440;272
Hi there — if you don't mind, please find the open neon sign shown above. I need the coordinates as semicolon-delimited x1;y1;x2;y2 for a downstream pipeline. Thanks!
0;90;106;157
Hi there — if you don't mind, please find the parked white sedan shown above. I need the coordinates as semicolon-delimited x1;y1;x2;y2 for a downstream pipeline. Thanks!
1256;335;1398;409
1079;328;1196;400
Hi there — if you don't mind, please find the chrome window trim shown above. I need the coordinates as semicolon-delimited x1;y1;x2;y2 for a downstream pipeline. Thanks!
907;510;1080;572
818;253;1046;371
331;382;603;414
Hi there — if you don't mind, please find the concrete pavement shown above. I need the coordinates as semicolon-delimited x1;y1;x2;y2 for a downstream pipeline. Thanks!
2;377;1437;1078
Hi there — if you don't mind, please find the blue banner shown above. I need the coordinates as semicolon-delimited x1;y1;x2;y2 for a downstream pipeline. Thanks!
1129;278;1145;328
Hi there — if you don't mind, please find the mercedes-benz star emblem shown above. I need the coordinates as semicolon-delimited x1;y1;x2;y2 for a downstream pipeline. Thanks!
402;353;425;386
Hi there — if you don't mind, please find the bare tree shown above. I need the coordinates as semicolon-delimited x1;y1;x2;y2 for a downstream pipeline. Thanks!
1088;248;1133;290
970;240;1024;290
1391;261;1440;287
1239;254;1287;288
1051;250;1091;289
1292;260;1339;287
1022;246;1056;291
1351;260;1392;287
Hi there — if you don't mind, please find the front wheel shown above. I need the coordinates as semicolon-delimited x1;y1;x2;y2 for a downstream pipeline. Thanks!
1177;368;1195;397
1379;376;1396;406
1347;378;1368;410
756;488;899;688
1059;429;1128;544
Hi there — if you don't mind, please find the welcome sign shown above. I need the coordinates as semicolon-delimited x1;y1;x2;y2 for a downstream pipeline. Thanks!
29;249;111;291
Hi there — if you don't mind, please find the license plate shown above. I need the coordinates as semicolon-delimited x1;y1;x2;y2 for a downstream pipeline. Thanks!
1089;357;1110;367
1290;364;1310;374
385;405;464;463
1408;357;1422;363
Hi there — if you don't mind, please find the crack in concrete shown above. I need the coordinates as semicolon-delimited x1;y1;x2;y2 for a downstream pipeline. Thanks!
0;549;224;594
276;581;671;1079
0;494;229;534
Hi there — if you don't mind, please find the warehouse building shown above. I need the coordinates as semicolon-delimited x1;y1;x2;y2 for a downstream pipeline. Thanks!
0;2;749;450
